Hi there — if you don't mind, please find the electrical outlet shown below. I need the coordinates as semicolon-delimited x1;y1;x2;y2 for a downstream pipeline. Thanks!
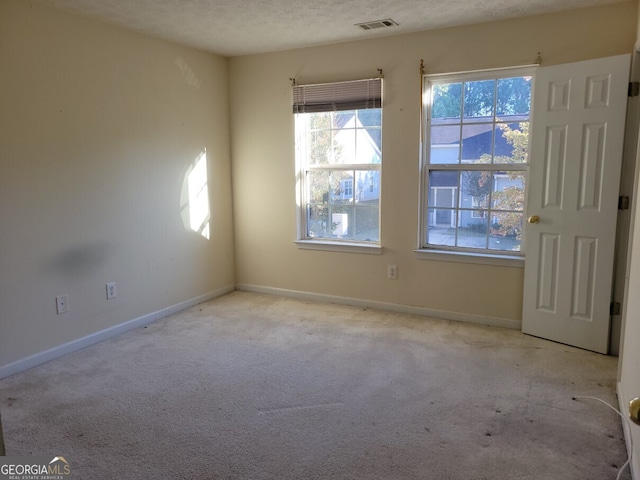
388;265;398;280
106;282;116;300
56;295;68;314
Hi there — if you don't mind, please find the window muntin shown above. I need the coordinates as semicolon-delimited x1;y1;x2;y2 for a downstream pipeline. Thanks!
422;69;533;254
296;108;382;243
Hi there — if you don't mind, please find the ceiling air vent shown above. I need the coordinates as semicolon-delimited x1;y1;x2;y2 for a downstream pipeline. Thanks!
355;19;399;31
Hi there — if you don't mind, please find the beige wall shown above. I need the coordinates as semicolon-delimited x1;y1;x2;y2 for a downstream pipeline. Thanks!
0;1;235;368
229;3;637;323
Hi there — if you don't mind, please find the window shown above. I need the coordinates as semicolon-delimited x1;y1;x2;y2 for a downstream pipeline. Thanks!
343;178;353;199
421;68;533;255
294;78;382;245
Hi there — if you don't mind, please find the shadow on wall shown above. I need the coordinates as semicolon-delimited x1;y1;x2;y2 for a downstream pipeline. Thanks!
180;149;210;240
45;242;111;279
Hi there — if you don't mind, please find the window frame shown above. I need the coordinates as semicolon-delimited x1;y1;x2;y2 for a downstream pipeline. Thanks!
418;66;535;261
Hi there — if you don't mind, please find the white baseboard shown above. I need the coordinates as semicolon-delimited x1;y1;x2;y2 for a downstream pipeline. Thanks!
618;381;639;480
235;283;521;330
0;284;235;380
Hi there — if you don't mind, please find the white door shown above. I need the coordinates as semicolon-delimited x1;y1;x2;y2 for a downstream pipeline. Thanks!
522;54;630;353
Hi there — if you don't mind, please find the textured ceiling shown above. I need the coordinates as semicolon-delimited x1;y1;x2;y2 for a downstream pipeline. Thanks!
44;0;628;57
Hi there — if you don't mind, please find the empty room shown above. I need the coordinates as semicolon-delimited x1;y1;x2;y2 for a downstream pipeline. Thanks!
2;0;640;478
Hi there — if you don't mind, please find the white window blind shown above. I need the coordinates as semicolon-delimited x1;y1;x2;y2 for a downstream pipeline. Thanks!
292;78;382;113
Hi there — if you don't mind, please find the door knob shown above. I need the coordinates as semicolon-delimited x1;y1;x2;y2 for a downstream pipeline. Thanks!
630;398;640;426
527;215;540;224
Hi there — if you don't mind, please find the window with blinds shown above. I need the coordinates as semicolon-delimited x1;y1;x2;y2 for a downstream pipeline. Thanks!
293;78;383;245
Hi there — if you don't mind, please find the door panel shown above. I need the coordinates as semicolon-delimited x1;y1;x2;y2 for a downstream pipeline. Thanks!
542;125;567;207
522;54;630;353
570;236;596;320
578;123;605;210
537;233;559;312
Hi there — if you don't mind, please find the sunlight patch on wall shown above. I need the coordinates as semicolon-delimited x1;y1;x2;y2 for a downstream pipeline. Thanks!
182;149;210;240
175;57;201;89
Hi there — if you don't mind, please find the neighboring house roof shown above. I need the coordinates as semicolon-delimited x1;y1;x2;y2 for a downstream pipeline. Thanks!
431;115;527;172
431;114;528;144
431;122;493;144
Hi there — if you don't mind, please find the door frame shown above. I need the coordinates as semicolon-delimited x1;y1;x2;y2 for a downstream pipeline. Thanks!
612;51;640;356
617;48;640;480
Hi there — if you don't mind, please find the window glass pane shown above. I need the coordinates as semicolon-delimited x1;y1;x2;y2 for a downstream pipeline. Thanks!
431;208;456;228
307;170;329;204
492;173;525;211
333;122;355;164
463;80;495;120
429;171;459;208
363;129;382;163
329;171;354;205
432;83;462;124
357;109;381;126
432;187;455;209
427;208;456;246
353;128;378;164
456;210;489;249
357;110;382;158
457;214;489;248
310;111;331;130
355;205;379;242
459;171;491;210
334;110;356;128
461;125;493;163
430;125;460;164
355;170;379;203
494;122;529;164
309;129;331;165
489;212;523;252
331;205;354;239
496;77;532;119
307;205;330;238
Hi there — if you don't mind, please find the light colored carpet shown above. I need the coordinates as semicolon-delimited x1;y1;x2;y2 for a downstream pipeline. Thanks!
0;291;629;479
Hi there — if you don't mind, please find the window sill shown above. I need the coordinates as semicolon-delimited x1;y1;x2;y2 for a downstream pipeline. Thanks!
414;249;524;268
295;240;383;255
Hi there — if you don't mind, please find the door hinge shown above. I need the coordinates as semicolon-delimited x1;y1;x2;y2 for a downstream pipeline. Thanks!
619;195;630;210
610;302;622;316
629;82;640;97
